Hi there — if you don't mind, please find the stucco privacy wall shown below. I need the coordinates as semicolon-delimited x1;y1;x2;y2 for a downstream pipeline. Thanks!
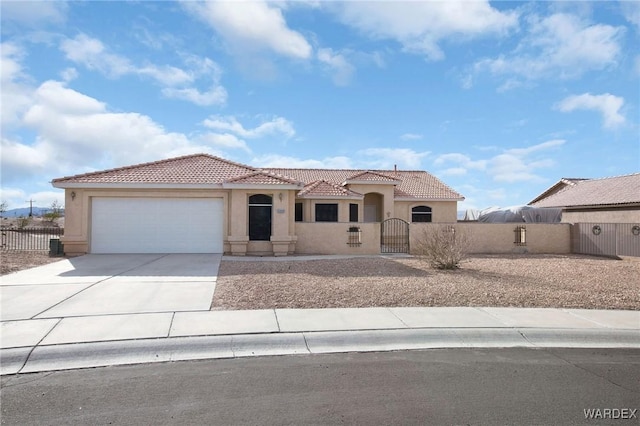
61;188;230;255
295;223;381;255
294;222;571;255
409;223;572;255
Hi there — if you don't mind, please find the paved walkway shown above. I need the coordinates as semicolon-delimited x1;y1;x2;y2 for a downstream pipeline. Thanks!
1;255;639;375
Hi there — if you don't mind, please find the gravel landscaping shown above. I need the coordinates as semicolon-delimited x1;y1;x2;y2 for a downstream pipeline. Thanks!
0;251;64;275
212;254;640;311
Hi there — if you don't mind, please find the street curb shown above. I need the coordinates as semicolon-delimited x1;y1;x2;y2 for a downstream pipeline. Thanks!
2;328;639;375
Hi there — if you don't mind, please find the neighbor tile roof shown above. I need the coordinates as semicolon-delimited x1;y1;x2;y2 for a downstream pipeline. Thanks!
298;180;363;198
528;178;589;204
531;173;640;208
52;154;256;185
52;154;464;200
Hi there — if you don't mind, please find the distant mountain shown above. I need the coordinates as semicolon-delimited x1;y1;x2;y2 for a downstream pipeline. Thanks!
2;207;65;217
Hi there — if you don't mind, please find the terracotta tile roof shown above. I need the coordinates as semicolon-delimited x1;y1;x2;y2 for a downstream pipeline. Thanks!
52;153;464;200
52;154;256;185
531;173;640;208
298;180;363;199
224;171;303;186
264;168;463;200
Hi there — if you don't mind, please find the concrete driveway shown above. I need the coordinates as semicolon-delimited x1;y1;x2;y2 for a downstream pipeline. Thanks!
0;254;221;321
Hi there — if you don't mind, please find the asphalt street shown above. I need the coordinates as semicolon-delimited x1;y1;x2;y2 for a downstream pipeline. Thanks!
2;348;638;425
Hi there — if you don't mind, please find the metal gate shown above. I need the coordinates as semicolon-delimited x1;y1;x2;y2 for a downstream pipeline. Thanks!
572;223;640;257
381;218;410;253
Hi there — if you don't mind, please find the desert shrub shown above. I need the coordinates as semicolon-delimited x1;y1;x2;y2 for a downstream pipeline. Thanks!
44;200;63;222
414;225;470;270
17;216;30;229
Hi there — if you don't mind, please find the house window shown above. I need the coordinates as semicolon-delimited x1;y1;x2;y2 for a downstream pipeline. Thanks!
412;206;432;223
349;203;359;222
315;203;338;222
295;202;303;222
249;194;272;241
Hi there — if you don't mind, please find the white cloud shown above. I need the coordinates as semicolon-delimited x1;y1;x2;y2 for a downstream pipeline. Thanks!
400;133;423;141
621;1;640;31
1;42;34;127
60;67;78;82
181;0;312;60
253;154;353;169
358;148;429;169
198;133;251;153
60;34;227;106
435;140;564;184
555;93;625;129
474;13;624;83
2;80;217;184
162;85;228;107
434;153;487;170
330;1;518;61
202;115;295;139
0;1;67;26
317;48;355;86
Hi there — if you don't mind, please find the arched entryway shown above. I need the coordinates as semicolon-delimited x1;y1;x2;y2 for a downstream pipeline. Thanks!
363;193;383;222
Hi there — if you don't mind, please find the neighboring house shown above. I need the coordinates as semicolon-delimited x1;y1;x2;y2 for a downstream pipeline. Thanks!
529;173;640;223
52;154;464;256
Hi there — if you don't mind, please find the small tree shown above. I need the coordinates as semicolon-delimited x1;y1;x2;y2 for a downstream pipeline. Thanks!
414;225;471;270
0;200;7;218
44;200;63;222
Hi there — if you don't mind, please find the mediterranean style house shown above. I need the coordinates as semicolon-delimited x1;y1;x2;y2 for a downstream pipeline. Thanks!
52;154;464;256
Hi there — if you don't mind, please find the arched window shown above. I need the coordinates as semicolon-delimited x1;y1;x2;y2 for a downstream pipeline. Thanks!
249;194;272;241
412;206;432;223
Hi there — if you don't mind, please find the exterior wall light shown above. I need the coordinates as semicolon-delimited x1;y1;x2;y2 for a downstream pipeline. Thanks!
70;191;76;201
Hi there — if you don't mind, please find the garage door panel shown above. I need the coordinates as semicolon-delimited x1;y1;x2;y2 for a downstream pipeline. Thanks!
91;198;223;253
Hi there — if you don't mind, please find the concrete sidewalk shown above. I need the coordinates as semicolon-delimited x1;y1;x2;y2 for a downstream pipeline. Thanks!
2;306;638;375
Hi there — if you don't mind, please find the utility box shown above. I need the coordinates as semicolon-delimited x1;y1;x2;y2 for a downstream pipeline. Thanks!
49;238;64;256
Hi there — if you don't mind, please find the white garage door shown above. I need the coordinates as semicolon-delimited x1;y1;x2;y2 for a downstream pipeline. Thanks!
91;198;223;253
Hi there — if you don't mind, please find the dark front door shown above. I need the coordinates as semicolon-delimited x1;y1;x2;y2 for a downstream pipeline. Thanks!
249;194;272;241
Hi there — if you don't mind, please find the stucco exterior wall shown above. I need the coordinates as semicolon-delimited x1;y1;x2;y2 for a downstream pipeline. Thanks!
394;201;458;223
561;208;640;223
409;223;571;255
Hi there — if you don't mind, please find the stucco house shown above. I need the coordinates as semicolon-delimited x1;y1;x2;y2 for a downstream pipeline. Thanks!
52;154;464;256
529;173;640;223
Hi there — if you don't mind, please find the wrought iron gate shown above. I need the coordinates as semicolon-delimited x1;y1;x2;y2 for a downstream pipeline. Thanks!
381;218;410;253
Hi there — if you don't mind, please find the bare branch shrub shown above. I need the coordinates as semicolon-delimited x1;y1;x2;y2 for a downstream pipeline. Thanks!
414;225;471;269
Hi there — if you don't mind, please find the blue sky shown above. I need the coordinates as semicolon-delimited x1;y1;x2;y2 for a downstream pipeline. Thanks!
1;1;639;212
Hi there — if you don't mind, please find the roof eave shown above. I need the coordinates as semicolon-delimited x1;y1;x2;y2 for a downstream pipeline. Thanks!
52;182;224;189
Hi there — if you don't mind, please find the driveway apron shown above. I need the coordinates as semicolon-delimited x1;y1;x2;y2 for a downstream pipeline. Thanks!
1;254;221;321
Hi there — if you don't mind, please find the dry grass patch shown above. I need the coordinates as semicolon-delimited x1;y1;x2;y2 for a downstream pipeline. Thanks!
211;254;640;311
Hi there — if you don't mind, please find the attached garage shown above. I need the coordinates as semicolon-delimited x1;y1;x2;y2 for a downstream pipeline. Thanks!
91;198;223;253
